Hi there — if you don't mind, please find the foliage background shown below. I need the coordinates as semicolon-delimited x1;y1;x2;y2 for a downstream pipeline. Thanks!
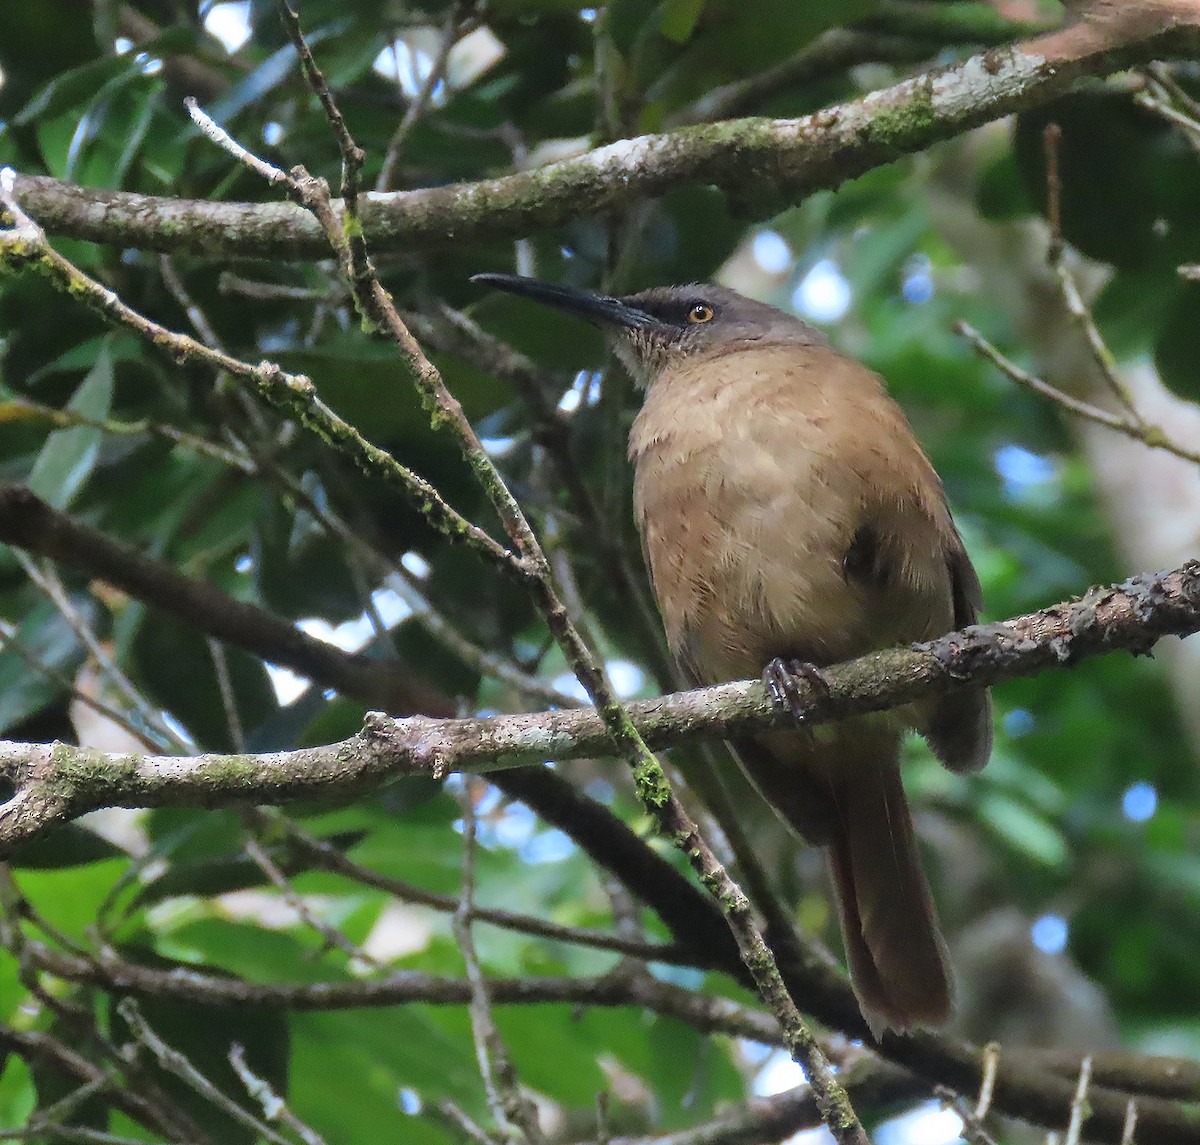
0;1;1199;1142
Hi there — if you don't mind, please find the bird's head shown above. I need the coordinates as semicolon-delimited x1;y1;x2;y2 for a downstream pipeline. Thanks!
471;274;824;387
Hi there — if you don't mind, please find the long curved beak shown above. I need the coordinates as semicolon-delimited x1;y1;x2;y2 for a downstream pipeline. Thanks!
471;273;653;331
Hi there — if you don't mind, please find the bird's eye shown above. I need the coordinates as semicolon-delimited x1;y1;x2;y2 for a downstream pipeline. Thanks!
688;302;714;324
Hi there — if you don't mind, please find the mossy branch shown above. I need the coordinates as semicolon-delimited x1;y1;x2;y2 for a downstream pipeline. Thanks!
6;4;1200;260
2;560;1196;856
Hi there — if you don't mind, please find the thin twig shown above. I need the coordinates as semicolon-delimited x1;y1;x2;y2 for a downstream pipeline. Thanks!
2;395;252;470
1064;1057;1094;1145
0;892;209;1144
229;1042;329;1145
0;165;514;574
242;835;379;968
956;321;1200;466
433;1099;499;1145
1134;79;1200;154
0;1020;200;1145
1121;1099;1138;1145
976;1042;1000;1121
117;998;295;1145
262;459;579;707
15;554;188;752
26;1076;112;1128
159;256;226;351
0;624;165;753
377;5;469;191
1041;123;1145;425
274;0;364;208
207;639;246;753
8;1114;159;1144
1042;122;1063;261
252;809;691;962
936;1085;999;1145
453;782;543;1142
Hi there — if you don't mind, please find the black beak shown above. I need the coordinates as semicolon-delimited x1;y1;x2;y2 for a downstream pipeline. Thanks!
471;273;653;331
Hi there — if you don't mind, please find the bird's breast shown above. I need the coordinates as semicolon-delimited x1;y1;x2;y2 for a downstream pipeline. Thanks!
629;343;954;684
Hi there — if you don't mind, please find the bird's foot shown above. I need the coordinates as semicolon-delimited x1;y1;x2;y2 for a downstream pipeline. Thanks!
763;657;831;723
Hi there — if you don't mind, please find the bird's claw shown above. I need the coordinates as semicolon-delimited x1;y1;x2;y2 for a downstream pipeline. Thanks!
763;657;830;723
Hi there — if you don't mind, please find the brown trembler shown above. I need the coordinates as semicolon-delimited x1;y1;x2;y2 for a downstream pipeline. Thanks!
473;274;993;1033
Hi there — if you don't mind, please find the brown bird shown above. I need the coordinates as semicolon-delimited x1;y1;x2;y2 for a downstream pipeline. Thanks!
473;273;993;1032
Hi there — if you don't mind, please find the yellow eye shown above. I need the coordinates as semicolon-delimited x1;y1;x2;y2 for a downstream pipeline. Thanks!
688;303;714;324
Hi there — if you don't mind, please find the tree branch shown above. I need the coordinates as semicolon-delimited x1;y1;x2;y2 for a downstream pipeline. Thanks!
8;4;1200;259
0;485;453;718
23;931;1200;1144
2;560;1196;851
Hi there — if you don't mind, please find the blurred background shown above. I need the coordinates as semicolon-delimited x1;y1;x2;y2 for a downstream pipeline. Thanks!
1;1;1199;1142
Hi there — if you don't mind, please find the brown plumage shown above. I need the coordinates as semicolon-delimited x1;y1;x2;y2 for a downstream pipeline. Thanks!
472;274;993;1033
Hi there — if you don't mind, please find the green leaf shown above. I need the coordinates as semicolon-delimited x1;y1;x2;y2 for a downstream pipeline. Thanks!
12;54;140;126
26;343;113;509
660;0;706;42
978;792;1069;869
0;597;89;735
12;858;128;941
25;332;142;384
0;1056;35;1133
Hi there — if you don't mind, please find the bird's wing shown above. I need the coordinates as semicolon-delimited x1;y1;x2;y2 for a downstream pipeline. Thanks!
922;537;993;773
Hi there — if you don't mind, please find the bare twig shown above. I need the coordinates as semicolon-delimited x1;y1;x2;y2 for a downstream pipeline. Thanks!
253;809;691;963
15;554;188;751
0;891;209;1145
956;322;1200;466
159;256;226;351
976;1042;1000;1120
0;1020;197;1144
1041;123;1144;424
117;998;294;1145
242;835;379;967
936;1084;998;1145
0;1125;169;1144
1064;1057;1094;1145
208;639;247;753
0;395;251;470
1043;122;1064;260
229;1042;328;1145
262;460;579;707
377;5;470;191
1121;1100;1138;1145
434;1099;499;1145
602;1060;929;1145
0;623;164;753
453;783;543;1142
1135;75;1200;153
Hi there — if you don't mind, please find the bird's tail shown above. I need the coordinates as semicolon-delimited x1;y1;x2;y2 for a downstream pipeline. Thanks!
825;756;953;1034
735;732;952;1033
